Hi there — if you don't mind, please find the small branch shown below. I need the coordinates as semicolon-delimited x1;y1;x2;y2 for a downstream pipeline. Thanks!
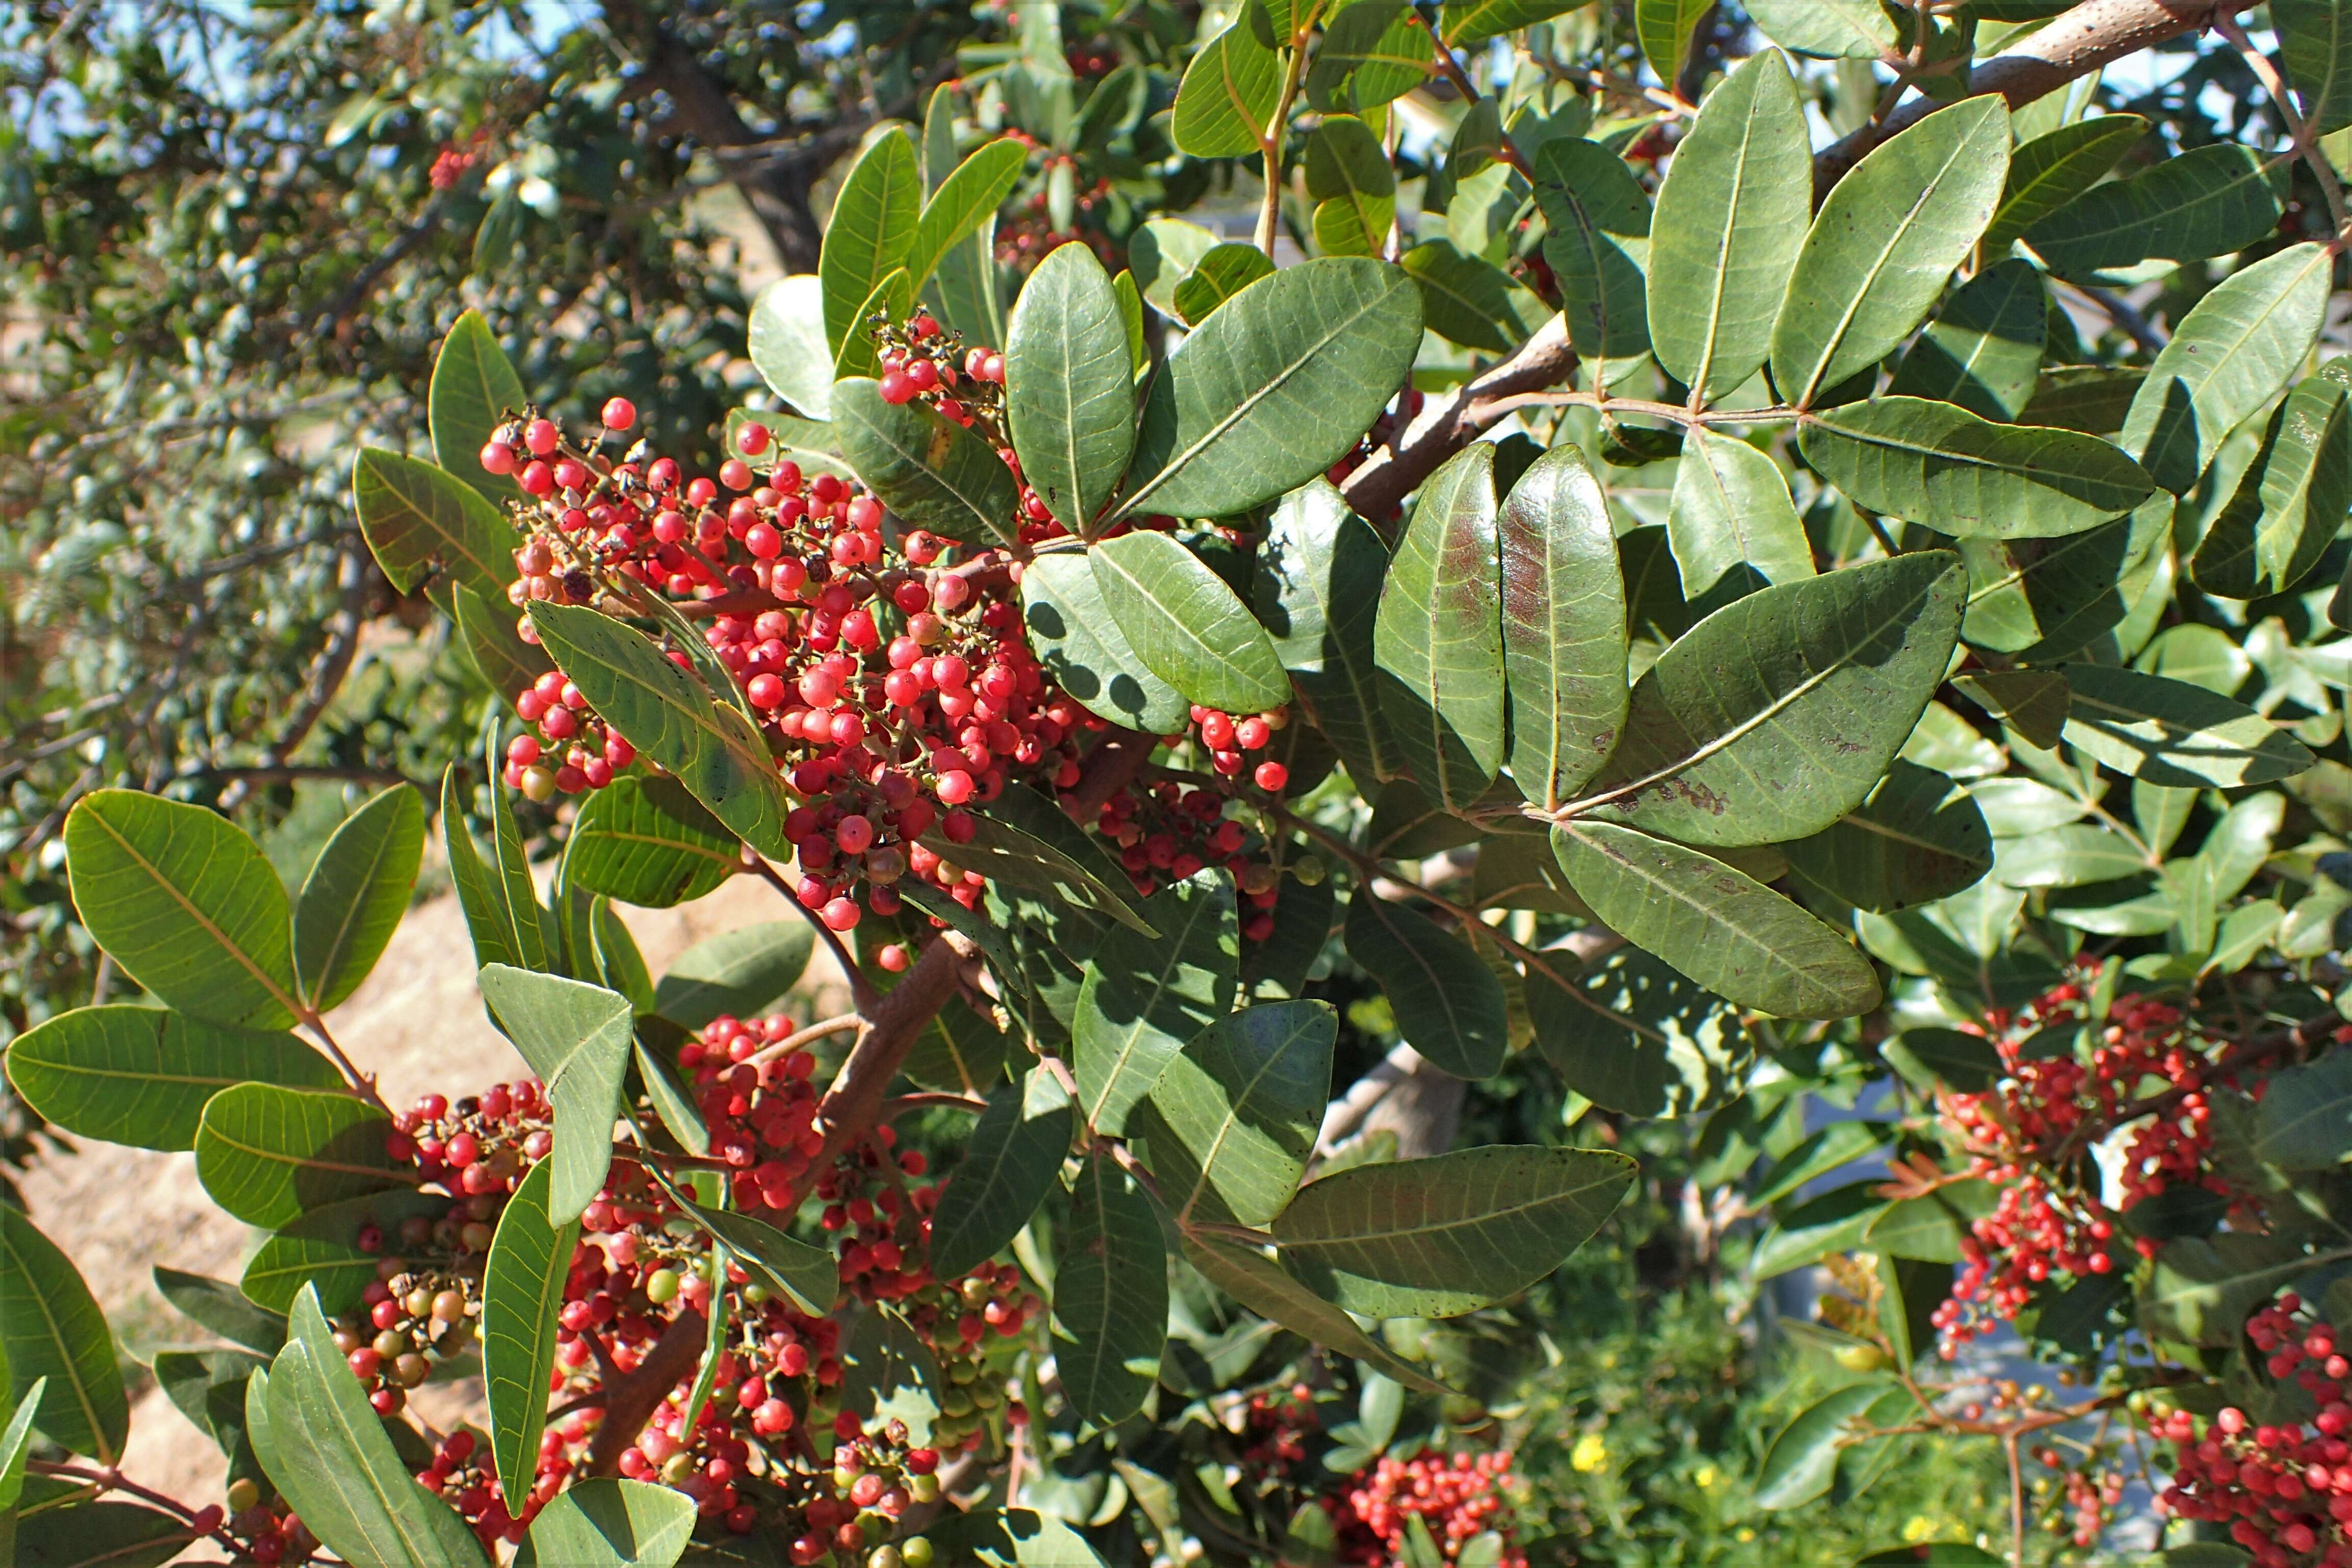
1254;7;1320;255
303;1014;390;1114
2066;281;2168;355
1315;1041;1425;1155
1417;14;1534;178
884;1091;991;1115
1061;729;1154;820
749;856;880;1012
745;1013;863;1068
2215;12;2352;241
807;928;983;1177
584;1309;710;1476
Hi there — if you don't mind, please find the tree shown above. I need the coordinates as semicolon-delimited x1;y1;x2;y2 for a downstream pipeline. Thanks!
3;0;2350;1565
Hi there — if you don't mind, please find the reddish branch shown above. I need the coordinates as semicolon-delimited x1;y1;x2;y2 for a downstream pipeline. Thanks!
584;1307;712;1476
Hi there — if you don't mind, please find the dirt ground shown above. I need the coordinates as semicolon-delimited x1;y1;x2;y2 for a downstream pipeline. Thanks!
15;870;846;1525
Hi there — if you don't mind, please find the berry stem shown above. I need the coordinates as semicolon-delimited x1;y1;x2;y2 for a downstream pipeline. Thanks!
749;855;880;1012
302;1011;390;1114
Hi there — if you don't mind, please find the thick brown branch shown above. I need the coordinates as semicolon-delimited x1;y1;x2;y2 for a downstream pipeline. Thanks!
1061;729;1154;820
585;1308;710;1476
810;927;983;1174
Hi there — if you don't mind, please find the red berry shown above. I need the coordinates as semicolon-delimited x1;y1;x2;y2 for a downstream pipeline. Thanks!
601;397;636;430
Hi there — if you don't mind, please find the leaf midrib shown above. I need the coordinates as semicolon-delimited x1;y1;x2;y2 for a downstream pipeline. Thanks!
1565;825;1839;1010
1;1221;115;1464
1281;1168;1623;1254
80;807;300;1023
1083;890;1223;1129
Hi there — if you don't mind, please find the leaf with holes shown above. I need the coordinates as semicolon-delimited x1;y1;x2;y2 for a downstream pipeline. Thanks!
193;1084;404;1228
477;966;636;1223
5;1007;339;1152
1007;242;1134;536
1054;1149;1167;1426
1344;894;1508;1081
1375;443;1503;810
0;1207;128;1464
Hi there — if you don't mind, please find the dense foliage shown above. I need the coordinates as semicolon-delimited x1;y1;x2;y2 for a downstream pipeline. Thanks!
6;1;2352;1565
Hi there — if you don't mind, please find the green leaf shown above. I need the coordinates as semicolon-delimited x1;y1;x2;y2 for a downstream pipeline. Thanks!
2023;143;2285;284
482;734;550;972
483;1161;578;1516
442;767;526;974
1400;239;1548;352
64;790;300;1028
1374;443;1504;810
1986;114;2149;257
239;1190;452;1315
1533;139;1653;366
747;275;834;420
1007;242;1134;535
831;376;1020;547
260;1289;490;1566
2122;242;2333;495
453;579;551;700
651;922;812;1032
351;447;515;601
1770;97;2010;408
1054;1148;1167;1426
1343;894;1508;1080
1956;494;2170;658
908;139;1026;293
0;1208;127;1464
564;777;739;909
1180;1234;1442;1392
819;130;921;353
1501;445;1627;811
515;1479;695;1568
293;786;423;1014
2059;665;2314;789
1306;115;1398;262
1140;999;1333;1224
1667;427;1814;597
12;1500;188;1568
1273;1145;1634;1318
1742;0;1894;57
1172;242;1278;327
154;1265;285;1354
1553;822;1883;1018
1129;218;1222;318
1882;1027;2001;1093
1885;258;2049;421
2187;375;2350;599
1752;1182;1887;1278
1440;0;1598;46
1527;946;1755;1116
1304;0;1429;111
2253;1050;2352;1170
528;602;793;862
1253;481;1401;786
1578;552;1967;846
4;1006;338;1152
1783;761;1991;912
1170;4;1280;157
1088;531;1291;715
926;1507;1114;1567
193;1084;402;1228
0;1378;45;1524
1755;1384;1889;1509
1019;552;1189;733
1647;51;1809;399
477;965;636;1223
1799;398;2157;539
1120;257;1422;521
2278;0;2352;134
428;309;527;502
2143;1234;2315;1345
930;1069;1074;1279
1855;1549;2002;1566
673;1201;836;1317
1635;0;1710;84
1073;870;1238;1136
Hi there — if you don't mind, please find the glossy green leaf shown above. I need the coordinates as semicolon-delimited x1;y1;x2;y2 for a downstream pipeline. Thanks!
1527;946;1755;1116
442;767;526;973
747;275;834;419
651;921;812;1032
1253;480;1401;786
565;776;739;909
292;786;423;1014
352;447;514;601
1073;870;1238;1136
1981;115;2148;257
239;1190;452;1315
1882;1027;2002;1093
482;1161;578;1515
2122;242;2333;495
1579;552;1967;846
818;131;921;353
0;1377;45;1524
453;578;551;699
2187;375;2350;599
1180;1234;1442;1393
2059;664;2315;789
259;1289;490;1566
0;1208;127;1464
1635;0;1710;83
12;1499;188;1568
1054;1148;1167;1426
1956;494;2170;658
930;1069;1073;1279
1141;999;1333;1224
673;1199;835;1317
831;376;1020;547
927;1507;1115;1567
1770;97;2010;408
923;788;1151;936
1742;0;1894;57
1374;443;1503;809
1120;257;1422;521
1647;51;1809;399
514;1479;695;1568
1007;242;1134;535
1800;398;2156;539
2023;143;2284;284
2143;1234;2315;1345
908;138;1026;293
833;263;913;389
1343;893;1508;1081
1306;116;1396;259
1667;427;1814;596
1440;0;1598;46
528;602;793;862
4;1006;338;1152
1500;444;1626;810
1885;258;2048;421
2252;1049;2352;1170
1756;1383;1889;1509
1533;139;1652;365
194;1084;402;1228
1305;0;1429;111
1273;1145;1634;1318
1553;821;1883;1018
481;733;550;972
1400;239;1548;352
1088;530;1290;714
1783;761;1992;912
1171;5;1280;157
1129;217;1222;318
1752;1182;1886;1278
428;309;526;502
154;1265;284;1354
1020;551;1189;732
478;966;635;1223
64;790;300;1028
2278;0;2352;133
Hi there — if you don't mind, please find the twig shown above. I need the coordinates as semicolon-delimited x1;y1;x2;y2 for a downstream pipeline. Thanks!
745;1012;863;1068
2005;1428;2026;1568
748;856;880;1012
306;1014;390;1114
2215;12;2352;241
1254;5;1322;255
806;928;983;1178
584;1309;710;1475
1417;15;1534;178
26;1459;237;1551
885;1091;991;1114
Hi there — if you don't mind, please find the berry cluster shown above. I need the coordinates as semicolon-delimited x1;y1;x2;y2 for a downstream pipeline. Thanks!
428;144;478;190
333;1263;480;1418
219;1477;316;1564
1093;777;1288;942
1329;1449;1528;1567
2031;1444;2125;1552
1930;983;2231;1354
1240;1382;1318;1468
2151;1293;2352;1566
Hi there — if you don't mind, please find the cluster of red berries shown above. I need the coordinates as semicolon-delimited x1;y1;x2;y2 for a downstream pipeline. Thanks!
2150;1293;2352;1566
994;157;1119;276
387;1081;554;1193
216;1479;314;1564
1241;1382;1318;1467
1930;982;2231;1354
428;145;478;190
1094;778;1285;938
414;1429;556;1551
1329;1449;1527;1567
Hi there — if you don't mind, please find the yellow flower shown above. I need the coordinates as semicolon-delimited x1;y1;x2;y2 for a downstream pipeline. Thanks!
1734;1528;1755;1543
1693;1464;1720;1489
1570;1433;1609;1474
1903;1515;1941;1543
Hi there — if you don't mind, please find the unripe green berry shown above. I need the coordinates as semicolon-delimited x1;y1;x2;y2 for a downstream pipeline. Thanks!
645;1268;681;1304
